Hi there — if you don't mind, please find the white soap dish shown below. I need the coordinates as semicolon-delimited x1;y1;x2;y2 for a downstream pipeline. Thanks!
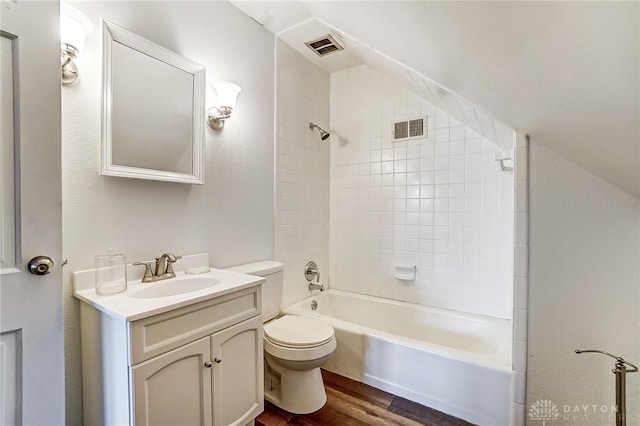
394;264;416;281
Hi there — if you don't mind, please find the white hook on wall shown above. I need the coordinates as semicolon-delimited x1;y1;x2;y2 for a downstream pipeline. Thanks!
494;150;513;172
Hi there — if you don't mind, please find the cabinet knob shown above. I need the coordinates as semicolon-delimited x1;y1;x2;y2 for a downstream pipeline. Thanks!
214;357;222;364
204;361;212;368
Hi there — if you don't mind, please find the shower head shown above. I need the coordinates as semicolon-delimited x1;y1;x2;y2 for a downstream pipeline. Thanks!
309;122;330;141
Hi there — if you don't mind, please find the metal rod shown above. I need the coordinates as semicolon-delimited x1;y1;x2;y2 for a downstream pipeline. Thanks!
576;349;638;426
615;364;626;426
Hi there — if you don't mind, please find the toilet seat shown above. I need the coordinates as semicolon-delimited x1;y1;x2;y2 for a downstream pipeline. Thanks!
265;315;334;348
264;315;336;361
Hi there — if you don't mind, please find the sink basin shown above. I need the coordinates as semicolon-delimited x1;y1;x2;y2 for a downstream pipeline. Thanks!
129;276;220;299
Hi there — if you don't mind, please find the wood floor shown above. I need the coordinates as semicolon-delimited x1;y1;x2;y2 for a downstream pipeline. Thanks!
256;370;474;426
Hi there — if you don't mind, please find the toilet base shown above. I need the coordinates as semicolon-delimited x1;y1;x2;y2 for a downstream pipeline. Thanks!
264;355;328;414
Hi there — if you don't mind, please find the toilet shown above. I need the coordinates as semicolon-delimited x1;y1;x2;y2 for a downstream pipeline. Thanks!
226;261;336;414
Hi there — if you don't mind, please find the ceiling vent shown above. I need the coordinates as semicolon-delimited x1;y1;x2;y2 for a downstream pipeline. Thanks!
305;34;344;57
393;116;428;142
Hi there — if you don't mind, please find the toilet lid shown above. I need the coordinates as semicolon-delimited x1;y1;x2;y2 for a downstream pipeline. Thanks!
264;315;334;348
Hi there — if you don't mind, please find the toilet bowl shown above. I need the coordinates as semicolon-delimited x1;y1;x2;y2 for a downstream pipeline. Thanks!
225;261;336;414
263;315;336;414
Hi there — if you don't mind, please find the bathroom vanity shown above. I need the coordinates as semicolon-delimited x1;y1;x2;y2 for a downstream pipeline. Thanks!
74;255;264;426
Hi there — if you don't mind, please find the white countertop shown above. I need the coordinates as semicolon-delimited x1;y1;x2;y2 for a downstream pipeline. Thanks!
73;253;263;321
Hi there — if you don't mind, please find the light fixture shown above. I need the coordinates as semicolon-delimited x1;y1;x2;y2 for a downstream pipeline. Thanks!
207;81;241;130
60;5;93;85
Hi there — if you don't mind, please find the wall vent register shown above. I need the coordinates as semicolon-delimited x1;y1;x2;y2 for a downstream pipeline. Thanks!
393;116;428;141
305;34;344;57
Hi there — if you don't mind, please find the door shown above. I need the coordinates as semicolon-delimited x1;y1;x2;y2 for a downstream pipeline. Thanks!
132;337;213;426
0;1;64;425
211;316;263;426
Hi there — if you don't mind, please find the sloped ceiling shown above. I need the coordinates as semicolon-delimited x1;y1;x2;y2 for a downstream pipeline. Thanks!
232;1;640;198
276;18;515;150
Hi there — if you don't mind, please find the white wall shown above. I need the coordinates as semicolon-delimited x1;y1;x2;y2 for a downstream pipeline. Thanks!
527;141;640;424
274;40;330;307
329;65;513;319
62;2;274;423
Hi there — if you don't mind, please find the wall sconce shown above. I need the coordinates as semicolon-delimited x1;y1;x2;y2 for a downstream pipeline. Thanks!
60;5;93;85
207;81;241;130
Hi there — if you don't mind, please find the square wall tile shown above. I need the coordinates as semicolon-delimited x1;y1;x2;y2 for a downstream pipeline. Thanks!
511;372;526;404
328;64;514;320
515;245;529;278
515;213;528;245
514;308;528;341
513;339;527;373
510;402;526;426
515;277;528;310
515;180;528;213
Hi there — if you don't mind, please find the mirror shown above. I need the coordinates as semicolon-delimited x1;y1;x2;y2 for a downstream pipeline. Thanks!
101;19;205;184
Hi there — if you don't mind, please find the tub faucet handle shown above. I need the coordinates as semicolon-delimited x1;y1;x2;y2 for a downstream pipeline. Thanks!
304;261;320;282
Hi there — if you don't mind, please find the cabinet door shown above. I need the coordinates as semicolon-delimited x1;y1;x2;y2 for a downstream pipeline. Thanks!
211;316;264;426
132;336;213;426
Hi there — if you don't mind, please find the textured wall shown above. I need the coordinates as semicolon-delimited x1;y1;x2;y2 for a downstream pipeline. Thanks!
61;2;274;423
527;141;640;424
274;40;330;307
329;65;514;319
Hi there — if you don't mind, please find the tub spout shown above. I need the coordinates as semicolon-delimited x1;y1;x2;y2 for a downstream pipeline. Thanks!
308;282;325;292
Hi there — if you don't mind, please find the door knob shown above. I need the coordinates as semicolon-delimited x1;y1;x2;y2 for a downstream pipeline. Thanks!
204;361;212;368
214;358;222;364
27;256;54;275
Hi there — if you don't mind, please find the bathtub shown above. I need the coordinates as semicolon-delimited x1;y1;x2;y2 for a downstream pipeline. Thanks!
282;289;512;425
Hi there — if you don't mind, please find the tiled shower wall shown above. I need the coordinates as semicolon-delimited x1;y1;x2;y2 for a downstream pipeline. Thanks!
275;40;330;307
329;65;514;319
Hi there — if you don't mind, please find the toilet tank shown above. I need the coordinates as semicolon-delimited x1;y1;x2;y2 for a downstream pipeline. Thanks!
225;261;284;322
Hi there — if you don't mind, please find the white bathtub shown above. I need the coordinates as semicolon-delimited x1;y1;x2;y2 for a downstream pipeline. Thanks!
282;289;512;425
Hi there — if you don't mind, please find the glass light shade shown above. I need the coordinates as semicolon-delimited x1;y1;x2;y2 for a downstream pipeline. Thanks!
61;5;94;51
213;81;241;109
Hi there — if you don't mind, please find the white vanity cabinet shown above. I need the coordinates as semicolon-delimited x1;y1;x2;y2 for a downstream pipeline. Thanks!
80;284;264;426
132;336;213;426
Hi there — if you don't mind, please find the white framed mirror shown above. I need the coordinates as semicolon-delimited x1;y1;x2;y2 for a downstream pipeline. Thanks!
101;19;205;184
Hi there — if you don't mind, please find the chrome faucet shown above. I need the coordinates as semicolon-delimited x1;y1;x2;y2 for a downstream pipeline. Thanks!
304;261;324;291
155;253;180;276
134;252;182;283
